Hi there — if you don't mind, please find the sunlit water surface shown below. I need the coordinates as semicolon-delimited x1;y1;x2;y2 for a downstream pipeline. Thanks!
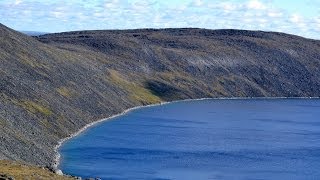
60;99;320;179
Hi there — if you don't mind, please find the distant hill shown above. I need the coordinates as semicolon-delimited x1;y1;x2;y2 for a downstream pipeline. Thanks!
20;31;48;36
0;23;320;168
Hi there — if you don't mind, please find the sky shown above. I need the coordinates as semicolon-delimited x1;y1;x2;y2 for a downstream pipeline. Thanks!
0;0;319;39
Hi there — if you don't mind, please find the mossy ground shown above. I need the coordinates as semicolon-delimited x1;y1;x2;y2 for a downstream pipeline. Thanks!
0;160;75;180
108;70;162;104
20;100;53;117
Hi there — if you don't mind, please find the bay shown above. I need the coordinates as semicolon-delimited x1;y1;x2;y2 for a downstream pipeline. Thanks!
59;99;320;179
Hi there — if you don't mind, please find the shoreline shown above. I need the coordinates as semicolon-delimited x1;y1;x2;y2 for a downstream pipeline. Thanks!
53;96;319;172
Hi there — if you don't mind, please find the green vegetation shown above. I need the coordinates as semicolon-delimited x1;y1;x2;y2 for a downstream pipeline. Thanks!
12;131;29;145
56;87;75;98
0;160;75;180
108;70;162;104
21;100;53;117
212;82;228;96
0;119;7;127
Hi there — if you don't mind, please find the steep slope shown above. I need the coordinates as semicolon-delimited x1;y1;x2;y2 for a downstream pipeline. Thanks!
1;23;320;168
38;28;320;97
0;24;161;167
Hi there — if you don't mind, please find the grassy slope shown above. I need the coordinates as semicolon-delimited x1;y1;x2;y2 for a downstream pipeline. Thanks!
0;160;74;180
0;23;320;170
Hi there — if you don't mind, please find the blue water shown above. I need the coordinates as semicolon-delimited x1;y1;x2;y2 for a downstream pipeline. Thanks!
60;99;320;180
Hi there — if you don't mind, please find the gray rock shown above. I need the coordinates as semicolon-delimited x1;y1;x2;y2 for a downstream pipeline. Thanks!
0;175;15;180
55;169;63;176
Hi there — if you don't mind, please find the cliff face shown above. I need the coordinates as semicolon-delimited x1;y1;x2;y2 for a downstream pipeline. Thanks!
1;23;320;166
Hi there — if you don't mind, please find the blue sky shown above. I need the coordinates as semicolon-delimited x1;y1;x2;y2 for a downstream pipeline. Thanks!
0;0;319;39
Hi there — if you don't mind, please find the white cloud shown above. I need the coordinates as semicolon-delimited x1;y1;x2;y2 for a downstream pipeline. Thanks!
316;17;320;28
290;14;303;23
257;18;268;23
289;14;308;32
132;1;153;12
220;2;238;12
267;11;283;18
93;12;104;18
51;11;64;18
1;0;319;39
104;0;119;9
14;0;23;5
193;0;204;7
247;0;267;10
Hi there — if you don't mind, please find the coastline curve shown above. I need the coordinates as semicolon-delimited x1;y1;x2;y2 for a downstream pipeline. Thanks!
53;96;319;173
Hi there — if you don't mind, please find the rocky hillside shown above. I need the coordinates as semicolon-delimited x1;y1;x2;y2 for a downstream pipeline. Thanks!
0;23;320;167
38;28;320;97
